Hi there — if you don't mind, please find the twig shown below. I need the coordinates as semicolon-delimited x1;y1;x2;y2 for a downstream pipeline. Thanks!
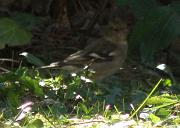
0;67;10;72
67;120;106;126
0;58;19;63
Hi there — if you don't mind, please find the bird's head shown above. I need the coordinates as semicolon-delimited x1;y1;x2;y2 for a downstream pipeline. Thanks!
103;20;128;44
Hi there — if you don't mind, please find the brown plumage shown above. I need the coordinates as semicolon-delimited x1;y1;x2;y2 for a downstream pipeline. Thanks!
40;20;128;80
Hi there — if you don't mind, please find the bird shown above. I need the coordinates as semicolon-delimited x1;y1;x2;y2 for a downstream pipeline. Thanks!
40;20;129;80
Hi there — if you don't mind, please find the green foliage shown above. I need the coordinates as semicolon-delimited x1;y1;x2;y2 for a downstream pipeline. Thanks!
163;79;172;87
77;103;94;116
130;6;180;64
117;0;158;19
11;12;42;30
149;113;161;123
117;0;180;64
142;94;180;124
20;52;45;67
0;18;32;49
25;119;44;128
0;12;41;49
130;79;179;125
0;1;180;127
130;79;163;119
170;1;180;15
146;95;178;105
0;67;43;108
0;68;179;127
116;0;127;6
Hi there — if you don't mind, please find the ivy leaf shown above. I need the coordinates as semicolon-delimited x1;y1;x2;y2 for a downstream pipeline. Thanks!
129;6;180;64
11;12;42;30
116;0;158;19
0;18;32;48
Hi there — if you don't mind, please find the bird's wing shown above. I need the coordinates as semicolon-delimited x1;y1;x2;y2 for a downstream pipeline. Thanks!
39;38;119;69
64;39;117;65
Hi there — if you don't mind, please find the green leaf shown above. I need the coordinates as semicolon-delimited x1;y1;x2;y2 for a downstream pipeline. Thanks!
163;79;172;87
127;0;158;19
12;12;42;30
7;91;20;108
156;108;170;118
15;67;28;78
129;6;180;64
26;119;44;128
149;113;161;123
0;71;17;82
0;18;32;48
20;76;44;96
79;103;89;114
146;96;177;105
78;103;94;115
116;0;128;6
20;52;45;66
170;1;180;15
